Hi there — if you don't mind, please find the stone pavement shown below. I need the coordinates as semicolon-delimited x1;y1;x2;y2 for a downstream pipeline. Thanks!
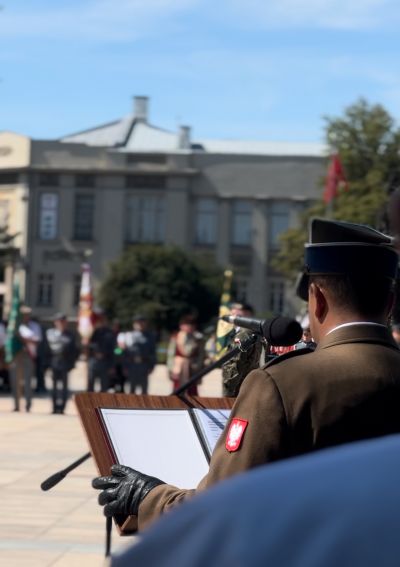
0;361;223;567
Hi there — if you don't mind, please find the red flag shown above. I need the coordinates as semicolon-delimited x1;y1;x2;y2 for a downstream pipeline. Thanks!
77;263;94;346
323;154;348;204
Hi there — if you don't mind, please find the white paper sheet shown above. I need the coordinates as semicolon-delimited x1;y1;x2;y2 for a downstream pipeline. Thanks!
99;408;210;489
191;408;231;457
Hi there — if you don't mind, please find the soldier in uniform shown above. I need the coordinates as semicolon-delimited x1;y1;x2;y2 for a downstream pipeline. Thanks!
93;218;400;532
117;315;157;395
46;313;79;414
221;303;264;398
86;310;116;393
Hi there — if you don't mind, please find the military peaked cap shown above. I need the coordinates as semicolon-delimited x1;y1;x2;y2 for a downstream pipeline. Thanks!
297;218;399;301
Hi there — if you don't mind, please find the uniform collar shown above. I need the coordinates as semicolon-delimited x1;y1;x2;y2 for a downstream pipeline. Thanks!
327;322;387;335
318;323;397;350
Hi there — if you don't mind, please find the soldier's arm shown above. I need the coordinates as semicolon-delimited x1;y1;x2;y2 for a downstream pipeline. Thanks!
138;368;288;528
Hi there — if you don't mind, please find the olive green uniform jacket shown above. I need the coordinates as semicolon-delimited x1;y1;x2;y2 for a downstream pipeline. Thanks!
138;324;400;529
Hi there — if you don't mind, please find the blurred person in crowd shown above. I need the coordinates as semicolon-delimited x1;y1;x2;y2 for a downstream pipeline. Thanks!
46;313;80;414
295;326;317;351
33;316;50;394
222;302;263;397
87;309;116;392
167;314;204;396
93;218;400;531
117;315;156;394
111;319;126;393
0;318;9;391
203;330;217;365
10;306;42;412
110;434;400;567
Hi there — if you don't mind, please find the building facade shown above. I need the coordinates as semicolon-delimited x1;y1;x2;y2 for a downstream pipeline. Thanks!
0;97;326;321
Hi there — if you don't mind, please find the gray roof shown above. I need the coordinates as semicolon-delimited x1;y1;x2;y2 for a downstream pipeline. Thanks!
61;112;327;158
61;115;134;147
197;138;325;157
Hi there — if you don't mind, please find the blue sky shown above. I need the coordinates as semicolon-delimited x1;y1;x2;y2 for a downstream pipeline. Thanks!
1;0;400;143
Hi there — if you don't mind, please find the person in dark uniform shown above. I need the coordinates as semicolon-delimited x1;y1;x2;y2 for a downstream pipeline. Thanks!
117;315;157;395
87;310;116;392
294;325;317;350
46;313;79;414
93;218;400;531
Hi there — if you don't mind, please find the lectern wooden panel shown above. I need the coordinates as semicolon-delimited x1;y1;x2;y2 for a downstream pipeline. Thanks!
75;392;234;534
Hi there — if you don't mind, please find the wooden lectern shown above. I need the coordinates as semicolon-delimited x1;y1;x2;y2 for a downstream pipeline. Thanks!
75;392;234;534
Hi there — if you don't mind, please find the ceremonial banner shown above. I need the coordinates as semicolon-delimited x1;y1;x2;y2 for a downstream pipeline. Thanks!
77;263;94;346
5;281;22;363
215;269;234;358
323;153;348;205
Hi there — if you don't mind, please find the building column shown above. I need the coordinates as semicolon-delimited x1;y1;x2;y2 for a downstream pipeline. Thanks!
216;199;230;268
248;200;269;314
165;177;190;250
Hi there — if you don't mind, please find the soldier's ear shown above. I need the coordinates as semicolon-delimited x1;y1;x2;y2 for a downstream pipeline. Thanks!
309;283;328;323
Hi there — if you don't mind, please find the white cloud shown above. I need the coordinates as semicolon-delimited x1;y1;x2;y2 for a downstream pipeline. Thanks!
0;0;197;42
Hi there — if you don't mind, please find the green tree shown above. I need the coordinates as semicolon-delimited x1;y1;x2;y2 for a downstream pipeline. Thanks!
0;226;20;274
272;98;400;280
98;245;222;331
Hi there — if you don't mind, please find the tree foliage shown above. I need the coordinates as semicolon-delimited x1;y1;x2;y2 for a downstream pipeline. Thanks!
98;245;223;331
0;225;20;264
272;98;400;280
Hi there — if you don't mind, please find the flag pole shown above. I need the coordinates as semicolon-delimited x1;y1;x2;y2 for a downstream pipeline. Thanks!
77;263;94;390
215;269;234;359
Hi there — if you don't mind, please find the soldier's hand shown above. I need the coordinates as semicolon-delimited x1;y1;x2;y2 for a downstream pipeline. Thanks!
92;464;165;517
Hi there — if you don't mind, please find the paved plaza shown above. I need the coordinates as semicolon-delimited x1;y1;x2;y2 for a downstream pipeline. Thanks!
0;360;223;566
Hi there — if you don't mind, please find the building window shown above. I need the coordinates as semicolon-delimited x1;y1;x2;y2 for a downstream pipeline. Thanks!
195;198;217;245
126;195;165;243
269;202;290;250
269;281;285;314
74;194;95;241
0;200;9;228
73;274;81;307
0;173;18;185
37;273;54;307
39;173;59;187
232;200;252;246
75;174;95;188
126;175;166;189
39;193;58;240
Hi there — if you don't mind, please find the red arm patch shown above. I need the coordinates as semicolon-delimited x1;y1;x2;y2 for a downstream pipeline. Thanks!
225;418;249;452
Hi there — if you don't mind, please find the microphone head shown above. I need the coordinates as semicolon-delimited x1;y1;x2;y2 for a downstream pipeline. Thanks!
264;317;303;346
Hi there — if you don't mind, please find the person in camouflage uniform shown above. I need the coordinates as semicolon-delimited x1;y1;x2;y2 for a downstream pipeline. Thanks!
222;328;264;397
222;303;264;397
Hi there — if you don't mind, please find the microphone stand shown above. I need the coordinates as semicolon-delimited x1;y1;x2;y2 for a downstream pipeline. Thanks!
40;452;91;492
40;332;263;558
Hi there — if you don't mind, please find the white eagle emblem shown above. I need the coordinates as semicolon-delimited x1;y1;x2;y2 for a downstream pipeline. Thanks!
226;420;245;450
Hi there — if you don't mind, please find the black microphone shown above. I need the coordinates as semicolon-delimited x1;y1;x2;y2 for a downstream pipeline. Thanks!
220;315;302;346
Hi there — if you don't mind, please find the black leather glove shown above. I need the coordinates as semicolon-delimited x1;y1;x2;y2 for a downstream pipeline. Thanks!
92;464;165;517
